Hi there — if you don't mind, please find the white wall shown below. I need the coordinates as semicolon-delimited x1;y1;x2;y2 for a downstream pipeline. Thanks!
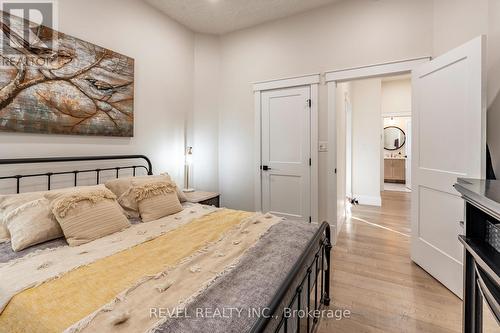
351;79;382;206
433;0;500;175
381;78;412;116
0;0;195;185
217;0;434;218
191;34;220;192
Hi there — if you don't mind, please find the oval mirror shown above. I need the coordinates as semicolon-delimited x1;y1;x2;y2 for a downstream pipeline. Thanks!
384;126;406;151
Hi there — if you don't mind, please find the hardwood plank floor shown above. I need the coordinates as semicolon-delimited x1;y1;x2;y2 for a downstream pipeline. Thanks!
317;191;462;333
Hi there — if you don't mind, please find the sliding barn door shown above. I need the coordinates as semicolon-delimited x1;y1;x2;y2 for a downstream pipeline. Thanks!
411;36;486;298
261;86;311;221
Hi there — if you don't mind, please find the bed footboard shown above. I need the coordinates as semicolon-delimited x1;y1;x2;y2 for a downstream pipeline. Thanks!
250;221;332;333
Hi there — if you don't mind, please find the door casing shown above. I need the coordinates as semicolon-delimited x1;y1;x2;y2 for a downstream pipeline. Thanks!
325;57;431;241
253;74;320;222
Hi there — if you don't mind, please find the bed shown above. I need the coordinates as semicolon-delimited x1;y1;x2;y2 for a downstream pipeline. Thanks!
0;155;331;333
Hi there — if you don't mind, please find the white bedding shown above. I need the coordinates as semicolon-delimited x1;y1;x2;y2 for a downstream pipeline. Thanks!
0;203;219;313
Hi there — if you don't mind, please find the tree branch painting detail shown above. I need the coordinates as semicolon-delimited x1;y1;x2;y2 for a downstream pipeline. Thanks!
0;11;134;137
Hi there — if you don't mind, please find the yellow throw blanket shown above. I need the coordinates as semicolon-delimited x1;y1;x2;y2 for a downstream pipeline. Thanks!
0;209;252;333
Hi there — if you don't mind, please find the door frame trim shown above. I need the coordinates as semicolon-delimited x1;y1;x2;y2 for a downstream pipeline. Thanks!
253;73;320;92
253;74;320;222
325;57;431;242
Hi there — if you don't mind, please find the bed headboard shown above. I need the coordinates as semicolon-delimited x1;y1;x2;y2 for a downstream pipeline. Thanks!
0;155;153;194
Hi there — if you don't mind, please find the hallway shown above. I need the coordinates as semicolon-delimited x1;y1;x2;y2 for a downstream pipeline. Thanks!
318;191;462;333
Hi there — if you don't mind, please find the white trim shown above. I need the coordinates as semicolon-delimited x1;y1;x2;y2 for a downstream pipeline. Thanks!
326;57;431;244
310;84;319;223
325;57;431;83
253;77;319;222
354;195;382;207
253;74;320;92
254;91;262;212
327;81;337;235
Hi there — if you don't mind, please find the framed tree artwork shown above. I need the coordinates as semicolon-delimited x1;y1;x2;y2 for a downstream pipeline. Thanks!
0;11;134;137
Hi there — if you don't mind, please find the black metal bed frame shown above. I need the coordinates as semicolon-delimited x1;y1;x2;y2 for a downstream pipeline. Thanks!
0;155;331;333
0;155;153;193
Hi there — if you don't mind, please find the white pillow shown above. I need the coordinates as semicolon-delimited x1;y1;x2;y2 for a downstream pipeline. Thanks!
4;198;63;252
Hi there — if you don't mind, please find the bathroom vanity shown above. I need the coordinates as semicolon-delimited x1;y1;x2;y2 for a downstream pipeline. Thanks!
384;158;406;183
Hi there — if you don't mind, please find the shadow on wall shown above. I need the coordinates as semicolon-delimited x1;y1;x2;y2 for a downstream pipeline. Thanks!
488;90;500;177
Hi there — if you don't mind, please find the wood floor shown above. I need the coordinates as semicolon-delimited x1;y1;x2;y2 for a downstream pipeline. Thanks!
317;191;463;333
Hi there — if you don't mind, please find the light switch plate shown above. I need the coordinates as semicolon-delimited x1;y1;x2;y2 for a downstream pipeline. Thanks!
319;141;328;152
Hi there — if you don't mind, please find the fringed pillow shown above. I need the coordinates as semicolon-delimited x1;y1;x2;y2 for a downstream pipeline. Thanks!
105;174;186;210
121;180;182;222
0;191;50;244
4;198;63;252
51;187;130;246
0;189;69;244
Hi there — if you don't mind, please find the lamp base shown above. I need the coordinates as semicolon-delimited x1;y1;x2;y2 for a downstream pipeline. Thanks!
182;188;195;193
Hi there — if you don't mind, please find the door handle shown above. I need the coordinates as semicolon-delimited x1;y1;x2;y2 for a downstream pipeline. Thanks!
261;165;272;171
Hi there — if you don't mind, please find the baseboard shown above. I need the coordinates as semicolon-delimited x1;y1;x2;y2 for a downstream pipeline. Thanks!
354;194;382;207
384;179;405;184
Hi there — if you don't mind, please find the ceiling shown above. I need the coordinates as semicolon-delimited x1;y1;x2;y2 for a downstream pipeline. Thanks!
145;0;342;35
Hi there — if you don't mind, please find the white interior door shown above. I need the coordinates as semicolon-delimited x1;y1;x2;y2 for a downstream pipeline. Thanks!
411;36;486;298
405;120;412;190
261;86;311;221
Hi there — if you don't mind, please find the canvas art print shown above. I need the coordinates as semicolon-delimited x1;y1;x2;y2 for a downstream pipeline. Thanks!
0;11;134;136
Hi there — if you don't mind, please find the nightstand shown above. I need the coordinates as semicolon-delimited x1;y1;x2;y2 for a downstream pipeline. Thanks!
184;191;220;207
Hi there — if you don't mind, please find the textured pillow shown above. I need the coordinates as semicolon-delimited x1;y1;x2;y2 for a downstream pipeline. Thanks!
105;174;186;203
0;190;55;244
0;186;104;243
4;198;63;251
51;187;130;246
0;219;9;243
121;180;182;222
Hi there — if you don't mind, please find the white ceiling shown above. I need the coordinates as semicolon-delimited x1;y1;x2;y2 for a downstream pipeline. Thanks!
145;0;342;35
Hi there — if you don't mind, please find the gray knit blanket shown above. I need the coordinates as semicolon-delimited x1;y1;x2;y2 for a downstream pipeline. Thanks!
156;218;321;333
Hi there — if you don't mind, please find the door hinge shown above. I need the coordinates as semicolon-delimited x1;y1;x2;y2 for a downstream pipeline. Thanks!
309;158;312;166
335;168;337;174
309;216;312;223
307;99;312;108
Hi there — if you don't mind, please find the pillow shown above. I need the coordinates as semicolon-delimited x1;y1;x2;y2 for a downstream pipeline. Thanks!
0;186;104;243
51;187;130;246
121;180;182;223
0;225;9;243
105;174;186;203
0;212;9;243
0;190;57;243
4;198;63;251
